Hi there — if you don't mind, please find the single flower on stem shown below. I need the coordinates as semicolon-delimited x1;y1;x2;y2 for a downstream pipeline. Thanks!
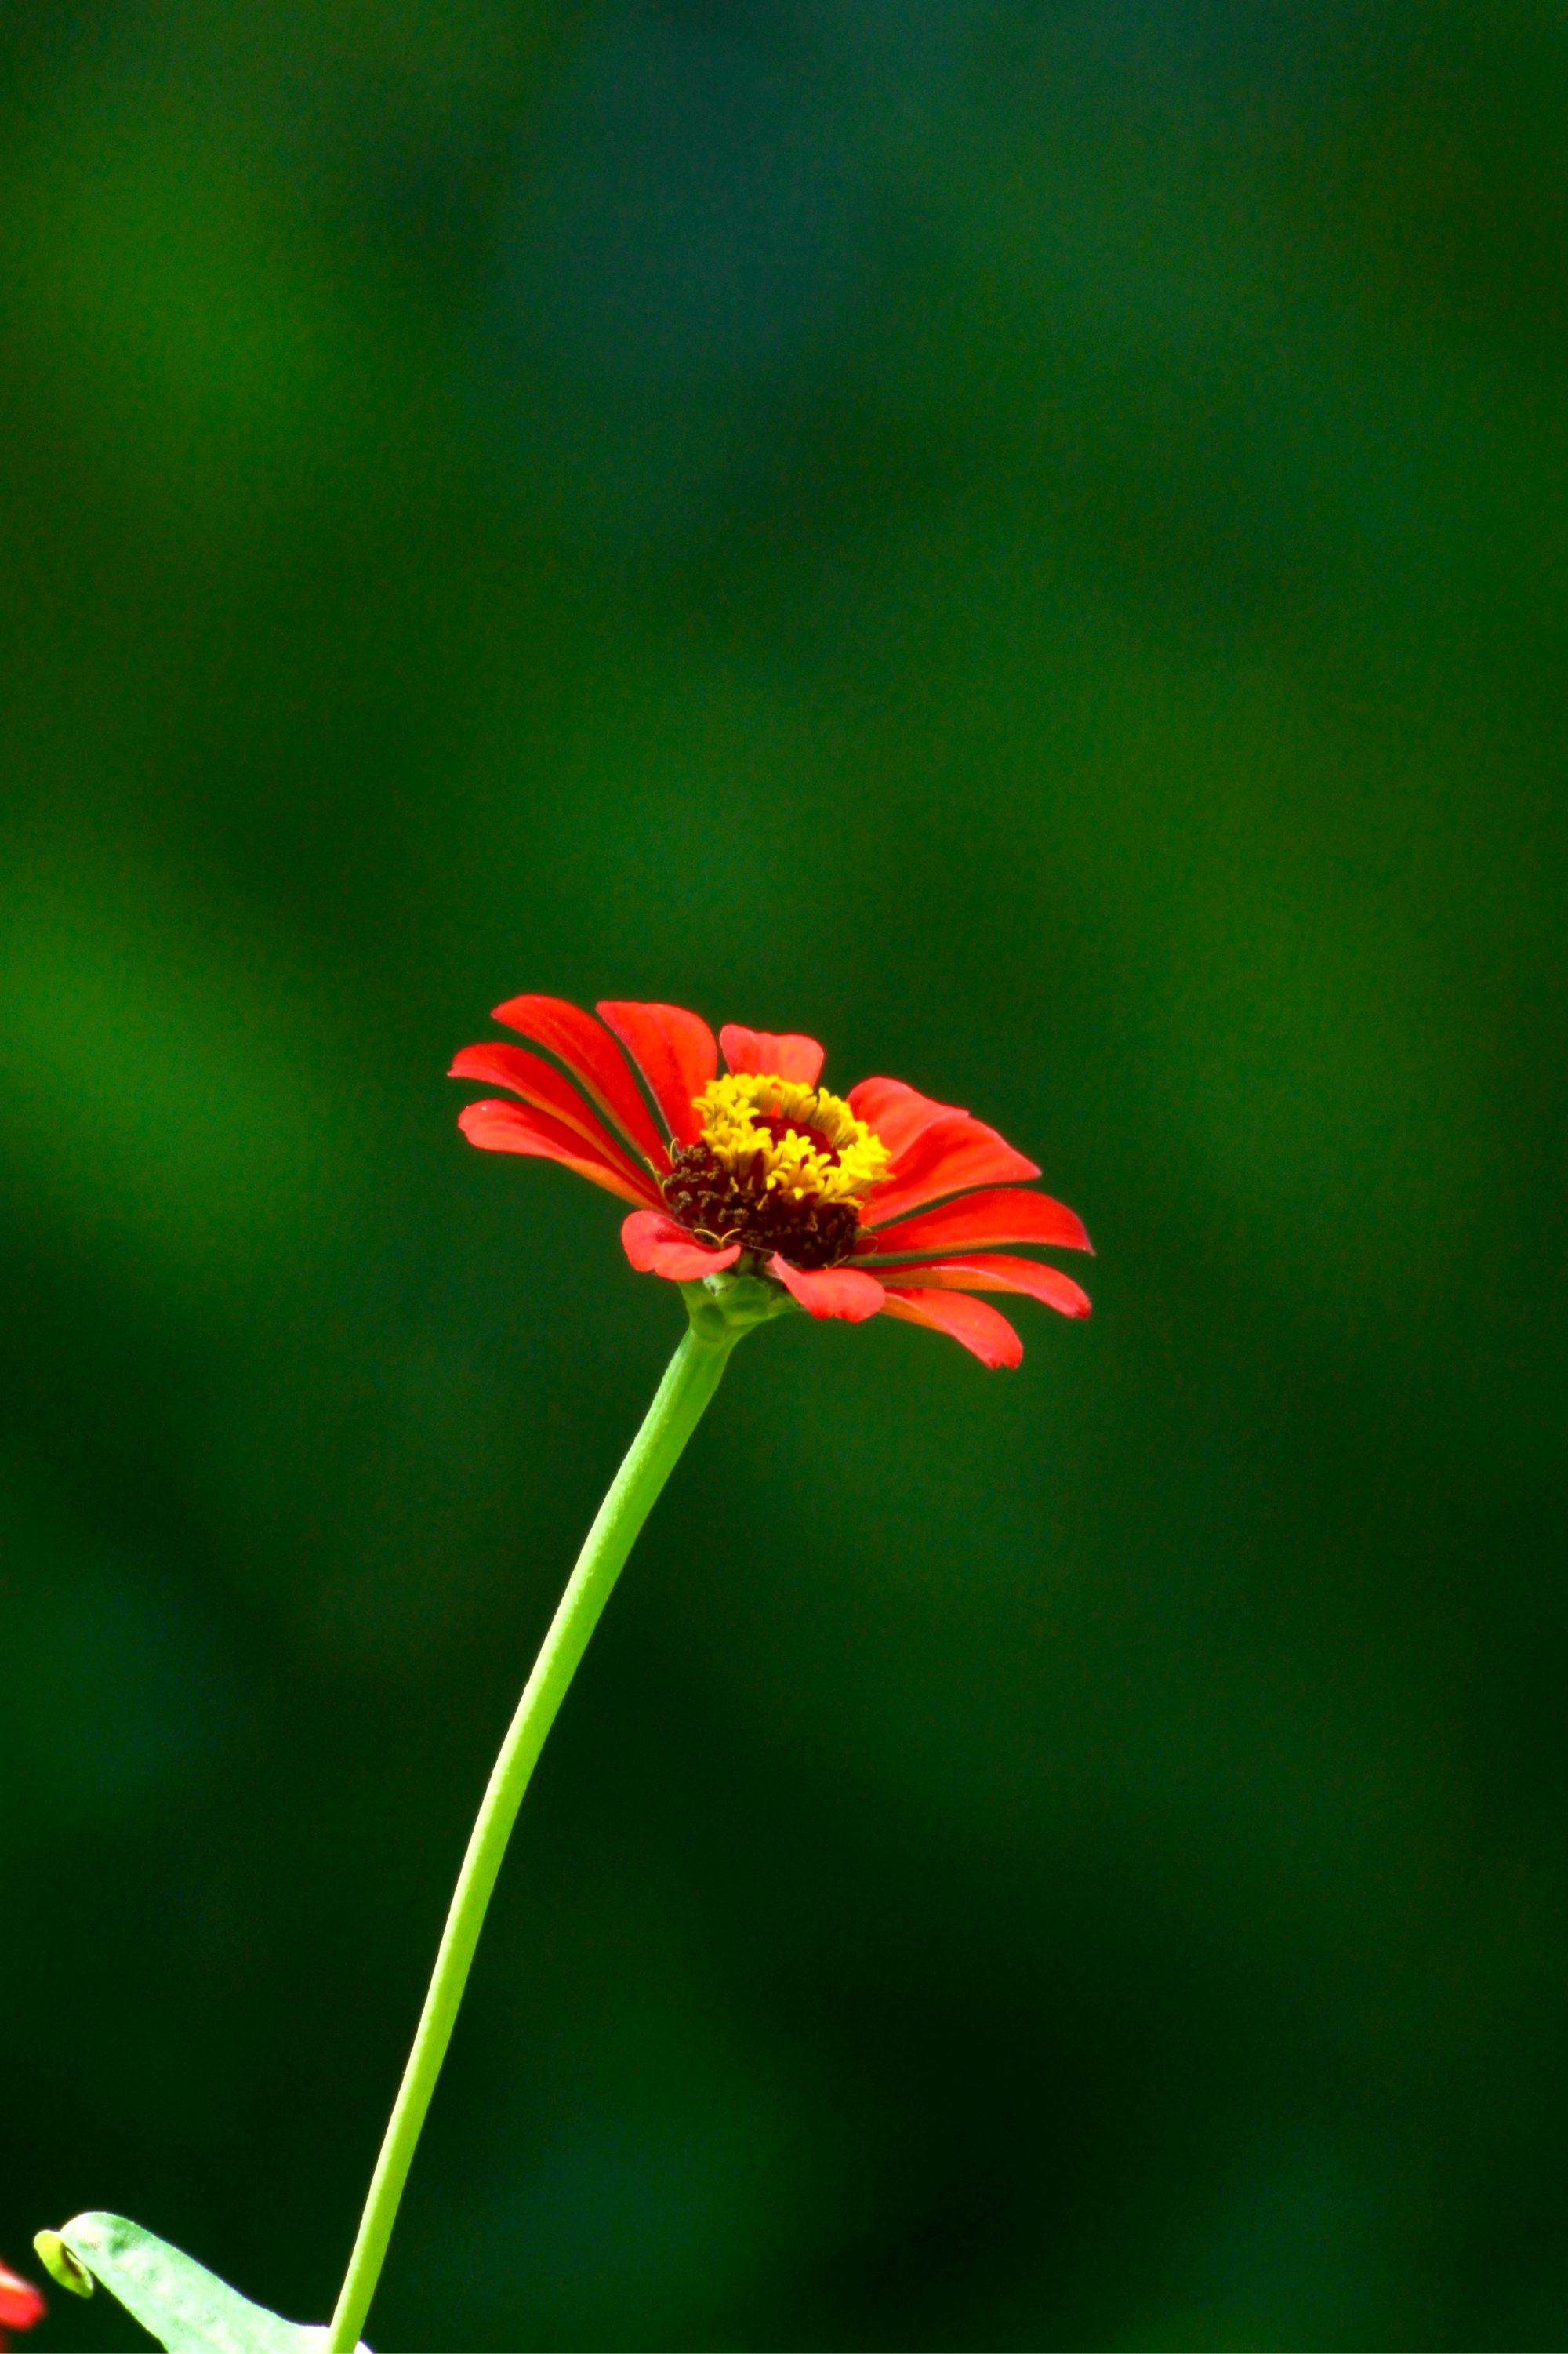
0;2257;45;2349
321;996;1091;2354
453;998;1092;1364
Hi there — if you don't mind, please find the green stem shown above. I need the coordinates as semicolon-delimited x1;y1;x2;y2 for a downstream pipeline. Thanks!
326;1320;740;2354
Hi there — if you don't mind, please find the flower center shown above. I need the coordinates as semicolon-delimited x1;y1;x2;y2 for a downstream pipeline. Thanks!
661;1072;892;1270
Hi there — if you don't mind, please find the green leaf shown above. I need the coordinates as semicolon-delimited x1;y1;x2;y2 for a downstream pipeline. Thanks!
32;2214;369;2354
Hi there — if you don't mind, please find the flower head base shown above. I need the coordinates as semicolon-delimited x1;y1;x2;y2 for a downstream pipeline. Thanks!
452;1000;1092;1367
663;1073;893;1270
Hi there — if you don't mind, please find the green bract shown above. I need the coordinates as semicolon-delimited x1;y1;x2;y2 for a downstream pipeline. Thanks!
679;1266;800;1343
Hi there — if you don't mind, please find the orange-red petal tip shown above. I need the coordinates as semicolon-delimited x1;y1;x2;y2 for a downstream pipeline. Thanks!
880;1287;1025;1368
769;1256;887;1321
622;1210;742;1281
719;1025;826;1087
0;2261;45;2336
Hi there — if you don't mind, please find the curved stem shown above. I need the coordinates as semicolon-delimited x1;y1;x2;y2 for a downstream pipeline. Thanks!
326;1323;739;2353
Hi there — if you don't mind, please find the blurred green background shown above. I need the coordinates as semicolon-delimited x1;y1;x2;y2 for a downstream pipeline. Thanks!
2;2;1563;2346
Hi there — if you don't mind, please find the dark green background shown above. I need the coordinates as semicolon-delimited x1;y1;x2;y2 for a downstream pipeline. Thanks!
2;2;1563;2346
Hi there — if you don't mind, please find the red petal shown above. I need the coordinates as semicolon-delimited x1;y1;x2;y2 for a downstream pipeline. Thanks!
860;1186;1091;1259
880;1288;1024;1368
881;1254;1091;1319
492;994;670;1170
451;1044;656;1191
457;1100;662;1211
847;1077;965;1161
718;1025;826;1086
622;1210;741;1280
0;2264;45;2331
597;1001;717;1149
768;1255;887;1321
862;1115;1040;1228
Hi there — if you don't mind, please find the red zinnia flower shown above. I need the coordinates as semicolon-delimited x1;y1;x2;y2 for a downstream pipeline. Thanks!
0;2258;45;2349
452;999;1091;1367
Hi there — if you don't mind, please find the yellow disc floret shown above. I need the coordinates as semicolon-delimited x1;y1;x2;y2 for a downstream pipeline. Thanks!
694;1072;891;1204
